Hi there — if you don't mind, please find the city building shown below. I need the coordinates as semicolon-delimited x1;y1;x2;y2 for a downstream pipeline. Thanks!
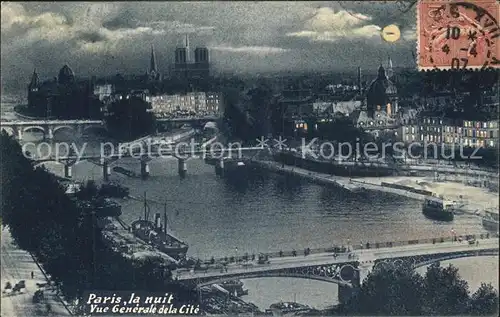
172;35;210;80
356;62;399;139
364;64;399;118
150;91;221;117
399;110;498;149
26;64;102;119
93;84;114;102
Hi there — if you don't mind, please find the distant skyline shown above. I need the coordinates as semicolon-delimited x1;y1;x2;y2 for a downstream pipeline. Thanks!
1;1;418;93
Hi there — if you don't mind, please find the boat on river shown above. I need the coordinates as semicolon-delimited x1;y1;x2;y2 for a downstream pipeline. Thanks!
266;302;312;316
218;280;248;297
130;193;188;260
482;209;499;233
422;196;455;221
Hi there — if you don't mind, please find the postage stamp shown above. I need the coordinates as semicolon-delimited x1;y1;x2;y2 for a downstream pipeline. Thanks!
418;0;500;70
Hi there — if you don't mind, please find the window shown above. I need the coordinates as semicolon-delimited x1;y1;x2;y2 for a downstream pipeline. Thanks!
439;120;442;125
483;122;488;128
490;131;494;138
437;127;440;133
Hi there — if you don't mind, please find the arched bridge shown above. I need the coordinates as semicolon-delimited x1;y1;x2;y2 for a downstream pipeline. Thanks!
174;235;498;295
1;120;106;140
29;142;269;179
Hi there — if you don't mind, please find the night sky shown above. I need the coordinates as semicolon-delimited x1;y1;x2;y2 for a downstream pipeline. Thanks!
1;1;418;93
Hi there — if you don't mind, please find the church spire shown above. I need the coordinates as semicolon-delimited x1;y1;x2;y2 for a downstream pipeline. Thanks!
29;68;39;88
185;34;190;63
386;55;394;79
149;44;157;73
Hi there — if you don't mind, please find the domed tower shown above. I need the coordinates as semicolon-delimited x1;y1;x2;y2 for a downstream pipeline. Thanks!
58;64;75;85
365;65;398;118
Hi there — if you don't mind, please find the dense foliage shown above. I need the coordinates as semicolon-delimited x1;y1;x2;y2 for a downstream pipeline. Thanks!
338;262;499;316
106;96;155;141
0;131;197;304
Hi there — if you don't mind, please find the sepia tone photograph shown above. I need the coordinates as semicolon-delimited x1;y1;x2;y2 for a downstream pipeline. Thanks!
1;1;499;316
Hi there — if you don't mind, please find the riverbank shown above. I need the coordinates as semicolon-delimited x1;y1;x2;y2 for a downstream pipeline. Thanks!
252;160;498;217
250;160;359;192
13;105;55;120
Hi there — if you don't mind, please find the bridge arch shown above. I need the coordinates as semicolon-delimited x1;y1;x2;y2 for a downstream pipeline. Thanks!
413;249;499;269
52;125;75;135
193;272;351;289
1;127;15;136
23;126;46;134
33;160;66;169
82;125;108;135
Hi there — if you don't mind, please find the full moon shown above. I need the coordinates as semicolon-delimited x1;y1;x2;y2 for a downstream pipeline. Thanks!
381;24;401;42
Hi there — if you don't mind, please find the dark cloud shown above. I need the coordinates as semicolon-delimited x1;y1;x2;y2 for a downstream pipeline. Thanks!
1;1;418;94
76;31;108;44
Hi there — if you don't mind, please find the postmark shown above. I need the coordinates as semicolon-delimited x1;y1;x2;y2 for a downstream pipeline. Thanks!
418;0;500;70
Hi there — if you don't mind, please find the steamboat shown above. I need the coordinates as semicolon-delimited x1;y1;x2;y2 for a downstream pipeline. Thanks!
422;195;455;221
131;193;188;260
482;209;499;233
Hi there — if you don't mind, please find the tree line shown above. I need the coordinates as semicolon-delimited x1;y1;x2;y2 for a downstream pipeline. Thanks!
332;262;498;316
0;131;196;308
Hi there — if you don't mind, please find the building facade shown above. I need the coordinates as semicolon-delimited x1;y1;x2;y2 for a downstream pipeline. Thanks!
150;92;221;116
400;115;498;149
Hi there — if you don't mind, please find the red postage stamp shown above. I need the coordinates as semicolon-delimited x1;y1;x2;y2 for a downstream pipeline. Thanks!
418;0;500;70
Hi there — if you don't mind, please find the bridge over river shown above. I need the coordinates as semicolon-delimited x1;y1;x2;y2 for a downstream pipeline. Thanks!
174;235;498;304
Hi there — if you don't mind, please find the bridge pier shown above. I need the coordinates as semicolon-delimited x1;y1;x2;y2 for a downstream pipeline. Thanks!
103;161;111;181
45;127;54;140
215;158;224;176
141;161;150;179
15;127;23;141
338;284;356;305
178;159;187;178
64;165;72;178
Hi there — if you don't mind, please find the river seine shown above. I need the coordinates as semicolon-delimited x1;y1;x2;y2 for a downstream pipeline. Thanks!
1;101;497;310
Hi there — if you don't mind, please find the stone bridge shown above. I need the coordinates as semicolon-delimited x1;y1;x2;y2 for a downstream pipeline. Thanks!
1;120;106;140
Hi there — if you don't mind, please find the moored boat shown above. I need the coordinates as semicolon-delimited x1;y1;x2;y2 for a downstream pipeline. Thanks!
130;193;189;260
219;280;249;297
422;195;455;221
266;302;312;316
482;209;499;233
99;182;130;198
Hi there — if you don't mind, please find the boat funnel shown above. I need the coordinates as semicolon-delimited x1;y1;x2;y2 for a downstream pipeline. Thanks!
155;213;161;229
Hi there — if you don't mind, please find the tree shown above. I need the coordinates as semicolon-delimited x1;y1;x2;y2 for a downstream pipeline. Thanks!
339;261;497;316
423;263;470;315
106;96;155;141
1;130;198;305
341;263;426;315
469;283;499;316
